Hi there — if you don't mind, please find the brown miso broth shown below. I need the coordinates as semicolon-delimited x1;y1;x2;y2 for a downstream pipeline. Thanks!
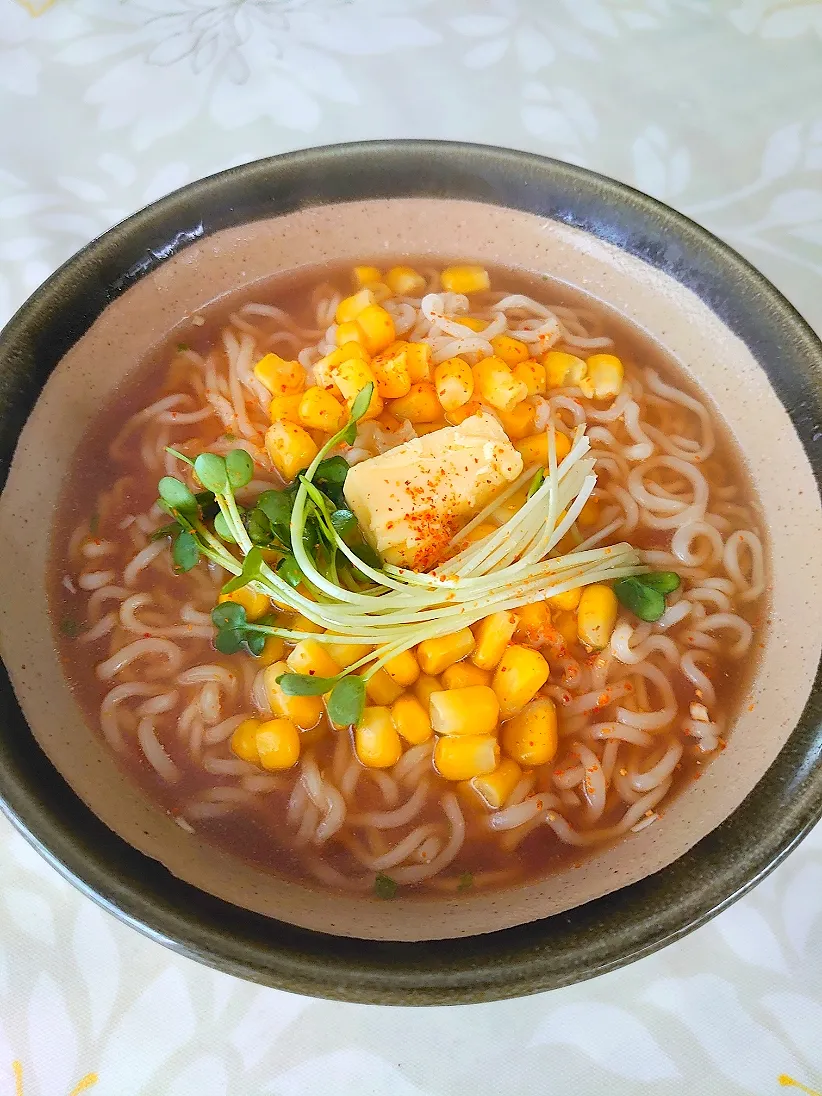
49;260;767;895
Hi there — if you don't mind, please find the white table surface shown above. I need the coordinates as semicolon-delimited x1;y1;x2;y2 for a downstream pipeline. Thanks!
2;2;822;1094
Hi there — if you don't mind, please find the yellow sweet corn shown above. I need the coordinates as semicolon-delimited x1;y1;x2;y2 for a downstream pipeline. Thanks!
371;345;412;399
355;304;396;355
548;587;582;612
514;430;572;467
417;628;475;676
298;386;344;433
231;718;261;764
442;662;490;690
255;717;301;770
445;399;482;426
430;685;500;736
435;734;500;781
257;635;286;667
390;381;442;423
493;645;550;717
554;610;579;648
514;601;552;645
471;611;517;670
491;334;530;367
542;350;594;397
578;496;600;526
586;353;624;400
368;282;394;304
441;265;490;294
265;421;319;482
254;353;305;397
497;400;536;440
286;639;341;679
290;612;325;635
315;340;370;383
356;707;403;768
335;320;366;348
577;584;619;650
384;649;420;688
365;667;404;706
263;662;324;729
391;694;433;745
353;265;381;287
336;288;375;325
218;586;270;622
386;265;426;295
414;673;442;708
331;358;383;420
324;641;372;669
403;341;433;381
267;393;303;424
434;357;474;411
472;356;529;412
512;359;546;397
501;697;558;767
470;758;523;809
453;315;486;332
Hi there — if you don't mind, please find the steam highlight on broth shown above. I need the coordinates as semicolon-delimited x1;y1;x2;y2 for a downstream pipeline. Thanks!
53;261;766;897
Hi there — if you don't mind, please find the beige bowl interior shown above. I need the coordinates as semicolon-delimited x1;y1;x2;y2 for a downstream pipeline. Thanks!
1;197;820;941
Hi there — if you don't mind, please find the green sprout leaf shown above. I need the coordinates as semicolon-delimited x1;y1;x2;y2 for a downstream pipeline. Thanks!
194;452;228;494
327;675;366;727
172;530;200;572
211;602;247;630
246;507;273;547
245;630;267;656
330;509;358;538
158;477;198;512
527;469;545;500
214;511;238;544
278;555;303;588
614;577;666;623
150;520;181;542
276;672;338;696
341;382;374;444
257;489;294;527
215;628;244;655
315;456;350;486
638;571;681;596
221;547;265;594
373;873;398;900
226;448;254;490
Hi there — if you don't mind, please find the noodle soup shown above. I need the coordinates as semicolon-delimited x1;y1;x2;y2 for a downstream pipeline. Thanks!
51;261;766;897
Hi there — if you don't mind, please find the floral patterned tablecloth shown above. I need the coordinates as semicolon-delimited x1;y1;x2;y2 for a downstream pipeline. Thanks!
2;2;822;1094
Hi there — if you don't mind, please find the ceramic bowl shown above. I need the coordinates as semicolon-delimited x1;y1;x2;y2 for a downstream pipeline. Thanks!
1;142;821;1004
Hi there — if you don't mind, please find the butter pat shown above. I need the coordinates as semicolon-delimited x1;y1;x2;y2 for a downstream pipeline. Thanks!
343;413;523;570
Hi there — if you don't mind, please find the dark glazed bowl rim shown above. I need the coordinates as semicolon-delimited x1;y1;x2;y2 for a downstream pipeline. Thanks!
1;140;821;1005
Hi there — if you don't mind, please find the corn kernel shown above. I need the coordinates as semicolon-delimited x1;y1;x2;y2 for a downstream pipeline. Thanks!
472;611;517;670
254;353;305;397
548;586;582;612
441;265;490;294
515;430;572;467
430;685;500;736
286;639;340;679
268;393;303;424
472;356;528;412
365;667;404;706
298;386;344;433
514;601;552;645
368;282;393;304
231;718;261;764
291;612;325;635
543;350;587;389
255;717;301;770
586;353;624;400
501;697;558;767
554;610;579;648
414;673;442;707
324;641;373;669
497;400;536;440
434;357;474;411
577;584;619;650
453;315;486;332
390;382;442;423
354;304;396;355
386;265;426;295
371;345;412;399
512;359;546;397
578;496;600;526
336;288;375;325
335;320;366;348
265;421;318;482
404;342;433;381
417;628;475;675
331;358;383;420
256;635;286;667
493;645;550;717
491;334;530;367
384;649;420;687
470;758;523;809
445;400;483;426
442;662;490;690
263;662;324;729
315;340;370;383
377;410;403;432
354;265;381;287
356;706;402;768
391;694;432;745
435;734;499;781
218;586;270;623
